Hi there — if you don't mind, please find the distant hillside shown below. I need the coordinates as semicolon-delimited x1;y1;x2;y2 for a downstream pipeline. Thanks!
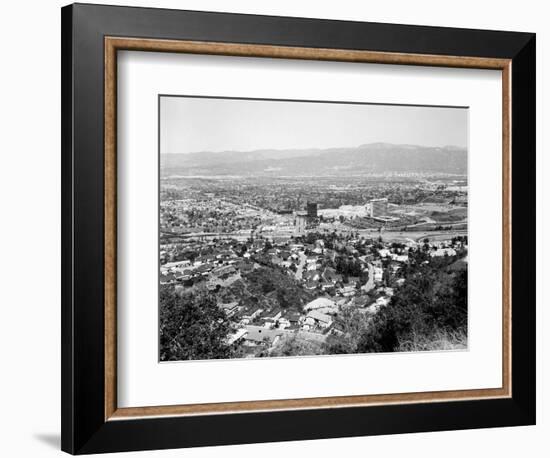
161;143;467;176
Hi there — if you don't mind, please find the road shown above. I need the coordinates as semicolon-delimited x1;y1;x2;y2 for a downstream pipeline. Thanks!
162;227;467;245
363;264;375;292
354;228;467;243
295;251;307;281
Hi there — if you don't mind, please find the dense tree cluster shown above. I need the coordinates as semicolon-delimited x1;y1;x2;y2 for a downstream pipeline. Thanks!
323;307;370;354
356;251;467;353
160;286;234;361
334;256;363;278
244;267;312;310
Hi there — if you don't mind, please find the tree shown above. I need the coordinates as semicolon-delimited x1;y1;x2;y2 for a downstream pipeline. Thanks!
356;253;467;353
323;307;370;355
160;285;233;361
277;288;299;309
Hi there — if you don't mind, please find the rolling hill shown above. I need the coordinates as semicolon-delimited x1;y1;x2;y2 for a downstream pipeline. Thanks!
161;143;467;176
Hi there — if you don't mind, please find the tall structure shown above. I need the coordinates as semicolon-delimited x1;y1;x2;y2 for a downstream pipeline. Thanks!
294;202;319;235
306;202;318;218
367;198;388;217
294;213;308;235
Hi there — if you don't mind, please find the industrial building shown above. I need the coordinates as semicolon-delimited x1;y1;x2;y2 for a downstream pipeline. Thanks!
307;202;318;218
294;213;308;235
367;198;389;217
294;202;320;235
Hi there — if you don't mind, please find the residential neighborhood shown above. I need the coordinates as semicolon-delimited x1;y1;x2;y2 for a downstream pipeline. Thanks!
159;175;468;360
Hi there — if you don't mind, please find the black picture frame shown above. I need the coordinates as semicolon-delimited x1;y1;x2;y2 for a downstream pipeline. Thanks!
61;3;536;454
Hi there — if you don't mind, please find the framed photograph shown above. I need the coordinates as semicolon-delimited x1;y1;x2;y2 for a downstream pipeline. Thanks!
61;3;536;454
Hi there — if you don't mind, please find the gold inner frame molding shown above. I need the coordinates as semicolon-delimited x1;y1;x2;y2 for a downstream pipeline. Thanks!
104;36;512;421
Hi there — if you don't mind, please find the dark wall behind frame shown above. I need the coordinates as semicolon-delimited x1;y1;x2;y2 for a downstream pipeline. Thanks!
62;3;535;454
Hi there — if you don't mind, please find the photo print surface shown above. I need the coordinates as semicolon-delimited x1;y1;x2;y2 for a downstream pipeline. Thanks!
159;96;468;362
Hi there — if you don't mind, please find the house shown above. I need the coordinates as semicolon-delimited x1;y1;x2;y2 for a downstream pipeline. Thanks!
207;270;241;289
321;267;340;284
211;265;237;279
218;301;239;317
365;298;388;314
235;260;254;273
352;296;369;308
277;317;291;329
339;285;356;297
302;317;315;330
244;325;284;344
226;328;247;345
260;308;282;322
304;280;320;290
306;261;319;271
161;259;191;271
306;310;333;328
320;282;335;292
375;296;390;307
378;248;391;258
195;264;212;276
304;297;336;312
391;254;409;263
287;312;302;325
430;248;457;257
242;306;263;321
280;250;291;260
303;270;321;283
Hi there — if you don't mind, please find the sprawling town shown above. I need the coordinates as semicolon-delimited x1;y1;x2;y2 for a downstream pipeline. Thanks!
159;172;468;360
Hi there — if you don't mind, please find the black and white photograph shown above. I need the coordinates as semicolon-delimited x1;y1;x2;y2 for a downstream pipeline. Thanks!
159;96;469;361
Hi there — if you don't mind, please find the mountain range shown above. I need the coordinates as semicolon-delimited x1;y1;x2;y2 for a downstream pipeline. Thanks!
161;142;467;176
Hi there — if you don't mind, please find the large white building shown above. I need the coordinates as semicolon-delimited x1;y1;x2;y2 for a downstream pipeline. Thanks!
366;198;389;217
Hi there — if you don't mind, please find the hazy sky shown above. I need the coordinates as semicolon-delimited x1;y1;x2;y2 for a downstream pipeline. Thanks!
160;96;468;154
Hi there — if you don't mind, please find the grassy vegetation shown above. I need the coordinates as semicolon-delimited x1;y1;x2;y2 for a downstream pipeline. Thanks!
430;208;467;223
397;327;467;352
270;335;324;357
